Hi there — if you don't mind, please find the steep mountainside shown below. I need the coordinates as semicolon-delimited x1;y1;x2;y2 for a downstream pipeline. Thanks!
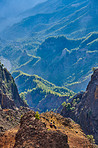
0;107;30;148
0;46;39;71
14;111;93;148
0;110;94;148
14;111;69;148
61;68;98;144
12;70;74;112
0;0;97;93
1;0;98;40
21;0;77;18
0;64;27;109
16;33;98;92
0;107;30;132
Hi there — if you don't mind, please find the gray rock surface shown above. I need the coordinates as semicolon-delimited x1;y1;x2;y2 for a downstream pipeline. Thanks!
61;69;98;144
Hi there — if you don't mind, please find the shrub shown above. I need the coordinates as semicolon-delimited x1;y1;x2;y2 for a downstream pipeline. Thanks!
77;98;80;104
72;99;76;105
35;111;40;120
92;67;95;72
87;135;95;144
66;103;71;111
71;107;75;111
20;115;23;119
62;102;66;107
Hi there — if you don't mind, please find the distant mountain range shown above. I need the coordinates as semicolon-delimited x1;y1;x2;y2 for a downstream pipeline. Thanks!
11;33;97;92
1;0;98;39
0;0;98;93
0;0;46;32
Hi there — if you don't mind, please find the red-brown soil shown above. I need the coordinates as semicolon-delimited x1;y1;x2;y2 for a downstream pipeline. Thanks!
0;110;97;148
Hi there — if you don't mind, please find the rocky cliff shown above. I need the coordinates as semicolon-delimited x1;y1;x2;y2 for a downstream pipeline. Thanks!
61;68;98;144
14;111;69;148
0;109;93;147
14;111;93;148
0;64;27;109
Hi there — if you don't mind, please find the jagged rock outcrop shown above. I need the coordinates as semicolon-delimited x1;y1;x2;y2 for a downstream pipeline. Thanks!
0;108;93;148
0;65;27;109
61;69;98;144
0;107;30;132
1;92;16;109
14;111;69;148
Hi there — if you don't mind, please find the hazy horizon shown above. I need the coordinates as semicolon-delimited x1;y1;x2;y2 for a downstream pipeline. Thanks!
0;0;47;32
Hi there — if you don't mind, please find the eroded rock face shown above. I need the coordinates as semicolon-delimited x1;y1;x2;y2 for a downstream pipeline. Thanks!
0;107;30;132
14;111;69;148
1;93;16;109
61;69;98;144
0;65;27;109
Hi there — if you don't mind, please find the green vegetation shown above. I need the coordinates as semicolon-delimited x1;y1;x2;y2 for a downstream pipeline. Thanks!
0;0;97;144
62;102;66;107
13;71;75;96
12;70;75;112
18;32;97;93
20;115;23;119
35;111;40;120
1;31;97;93
0;0;97;95
71;107;75;111
87;135;95;144
65;103;75;111
62;96;81;112
66;103;71;111
92;67;96;72
80;32;98;48
20;92;28;105
72;98;80;106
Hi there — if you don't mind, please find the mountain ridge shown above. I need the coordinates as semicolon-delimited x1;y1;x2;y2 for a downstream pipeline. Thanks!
12;70;75;112
0;64;27;109
14;33;98;92
2;0;98;40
